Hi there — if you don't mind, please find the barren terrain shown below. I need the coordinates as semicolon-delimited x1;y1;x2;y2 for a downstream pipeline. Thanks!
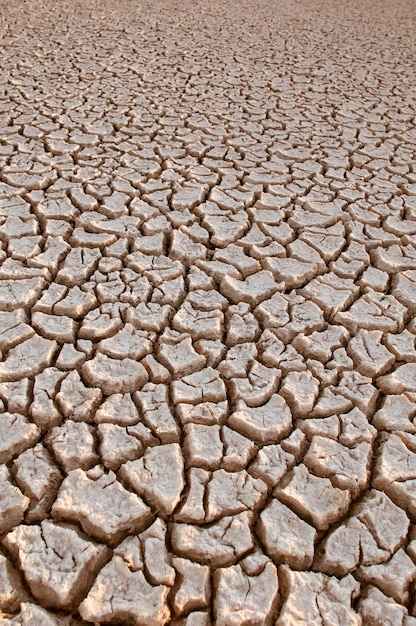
0;0;416;623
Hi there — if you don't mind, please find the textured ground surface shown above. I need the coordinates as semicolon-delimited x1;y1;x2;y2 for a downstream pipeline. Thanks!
1;0;416;623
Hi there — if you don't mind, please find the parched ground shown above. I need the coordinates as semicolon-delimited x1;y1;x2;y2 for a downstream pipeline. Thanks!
0;0;416;623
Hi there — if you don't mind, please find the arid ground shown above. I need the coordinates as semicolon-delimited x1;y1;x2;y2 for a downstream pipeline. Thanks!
1;0;416;623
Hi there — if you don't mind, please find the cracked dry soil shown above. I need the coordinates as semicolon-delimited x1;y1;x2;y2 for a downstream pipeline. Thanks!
0;0;416;623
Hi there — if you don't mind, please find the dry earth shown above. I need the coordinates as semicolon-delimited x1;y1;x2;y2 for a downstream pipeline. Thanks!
0;0;416;623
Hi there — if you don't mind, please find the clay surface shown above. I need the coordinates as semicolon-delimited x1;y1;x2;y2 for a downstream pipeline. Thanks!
1;0;416;623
